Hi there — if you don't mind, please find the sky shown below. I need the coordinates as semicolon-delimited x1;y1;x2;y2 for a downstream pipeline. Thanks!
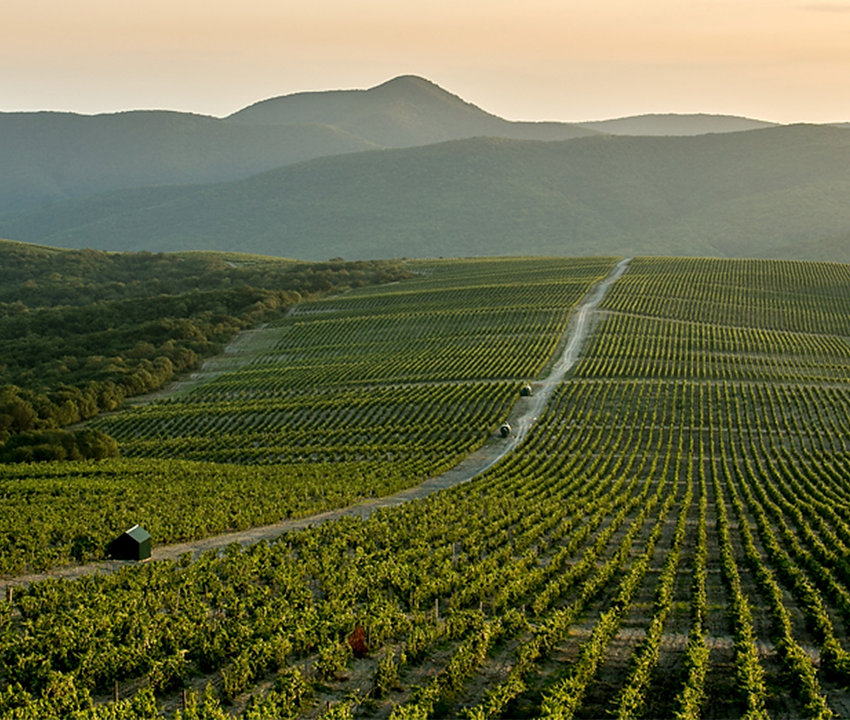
2;0;850;124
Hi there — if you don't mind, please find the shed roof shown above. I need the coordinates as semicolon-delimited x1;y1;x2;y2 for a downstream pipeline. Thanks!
124;524;151;543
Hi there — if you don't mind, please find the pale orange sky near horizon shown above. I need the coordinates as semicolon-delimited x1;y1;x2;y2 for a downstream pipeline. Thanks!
2;0;850;123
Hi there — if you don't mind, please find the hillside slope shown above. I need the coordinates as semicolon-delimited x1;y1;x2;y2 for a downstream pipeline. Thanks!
0;76;596;216
0;74;791;220
4;124;850;261
0;111;378;214
228;75;600;147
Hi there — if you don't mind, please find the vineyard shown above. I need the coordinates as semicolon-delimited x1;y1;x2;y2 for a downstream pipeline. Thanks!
3;255;850;718
0;257;615;573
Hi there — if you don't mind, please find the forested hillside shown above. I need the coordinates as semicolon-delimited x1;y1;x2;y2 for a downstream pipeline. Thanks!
5;124;850;262
227;75;598;147
0;112;378;214
5;75;850;264
0;240;409;460
0;76;596;216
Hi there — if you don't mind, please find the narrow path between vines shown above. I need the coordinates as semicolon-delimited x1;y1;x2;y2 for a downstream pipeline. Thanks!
2;258;630;588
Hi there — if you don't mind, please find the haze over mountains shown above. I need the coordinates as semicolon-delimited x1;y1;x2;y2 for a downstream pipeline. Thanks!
576;114;776;136
0;112;378;215
2;75;849;262
0;76;597;215
228;75;601;148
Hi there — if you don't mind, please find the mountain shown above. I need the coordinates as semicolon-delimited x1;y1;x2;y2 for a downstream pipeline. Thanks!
0;111;378;214
4;124;850;262
0;75;785;219
227;75;600;147
0;76;599;216
577;113;777;136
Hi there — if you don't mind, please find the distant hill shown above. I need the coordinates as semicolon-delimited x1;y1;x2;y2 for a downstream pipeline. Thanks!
4;74;847;263
0;76;599;216
0;111;378;214
227;75;600;147
577;113;777;136
0;74;790;219
4;124;850;262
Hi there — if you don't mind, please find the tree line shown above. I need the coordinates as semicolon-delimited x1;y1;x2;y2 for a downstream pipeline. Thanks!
0;242;410;457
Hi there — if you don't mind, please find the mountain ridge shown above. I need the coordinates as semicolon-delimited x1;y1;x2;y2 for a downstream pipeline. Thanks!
4;75;848;264
4;124;849;263
2;74;797;217
228;74;601;147
0;110;378;214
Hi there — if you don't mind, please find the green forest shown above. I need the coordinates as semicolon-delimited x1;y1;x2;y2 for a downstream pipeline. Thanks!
0;240;409;459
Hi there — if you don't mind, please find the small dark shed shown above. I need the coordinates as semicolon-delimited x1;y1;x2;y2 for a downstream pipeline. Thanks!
111;524;152;561
500;423;511;438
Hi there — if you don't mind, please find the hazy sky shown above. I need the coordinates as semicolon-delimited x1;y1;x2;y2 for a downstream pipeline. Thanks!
3;0;850;123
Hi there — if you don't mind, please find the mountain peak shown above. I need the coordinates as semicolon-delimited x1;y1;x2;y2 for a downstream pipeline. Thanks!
368;75;487;110
226;75;505;147
224;75;597;148
372;74;440;89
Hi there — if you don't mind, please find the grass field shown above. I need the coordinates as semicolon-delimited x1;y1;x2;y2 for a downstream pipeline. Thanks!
2;255;850;719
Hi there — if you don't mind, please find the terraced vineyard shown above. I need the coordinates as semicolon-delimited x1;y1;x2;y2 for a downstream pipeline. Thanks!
3;256;850;719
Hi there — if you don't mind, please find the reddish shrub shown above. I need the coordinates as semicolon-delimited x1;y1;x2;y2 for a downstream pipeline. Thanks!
348;626;368;659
